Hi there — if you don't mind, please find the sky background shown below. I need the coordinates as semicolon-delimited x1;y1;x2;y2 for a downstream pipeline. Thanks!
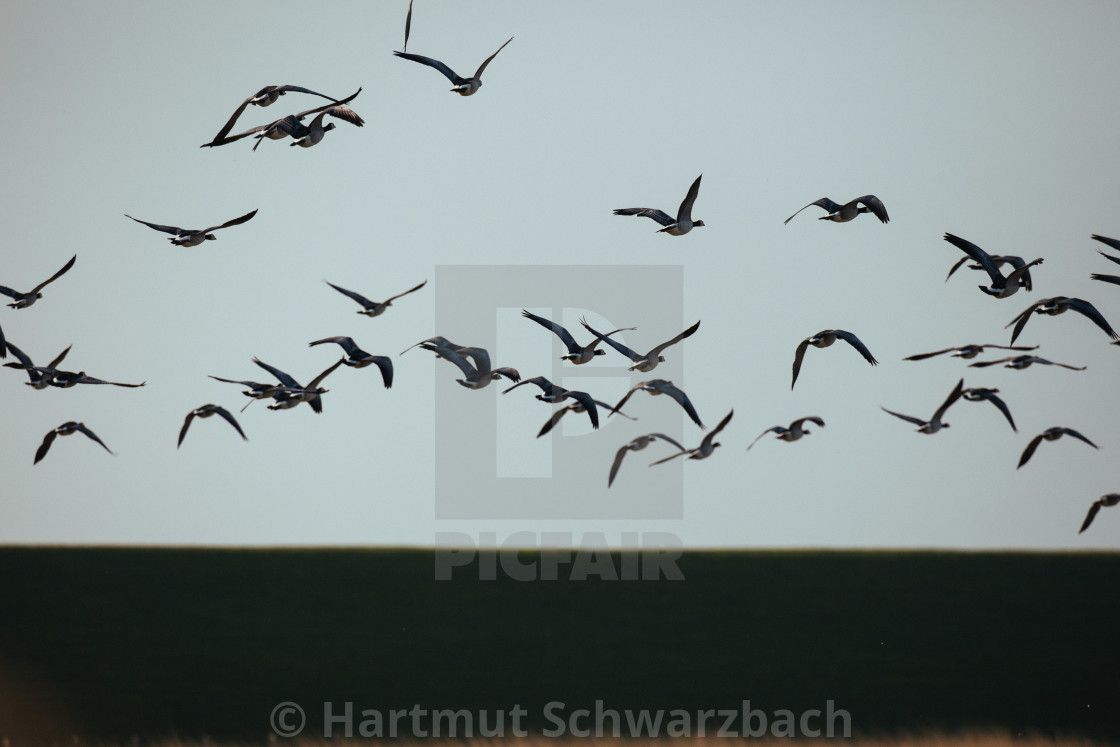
2;0;1118;549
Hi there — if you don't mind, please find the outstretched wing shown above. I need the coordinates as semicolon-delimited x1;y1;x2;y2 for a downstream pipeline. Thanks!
881;407;927;427
930;378;965;423
30;254;77;294
746;427;783;451
661;381;704;429
325;281;377;311
904;347;956;361
581;319;641;362
676;174;703;222
178;411;197;448
784;197;842;225
648;320;701;358
834;330;878;366
1080;501;1103;534
1066;298;1119;340
214;406;248;440
74;423;114;454
34;428;60;463
253;357;300;387
386;279;427;304
393;51;467;85
473;36;513;79
1017;433;1046;468
791;338;811;390
204;209;258;233
1059;427;1098;450
856;195;889;224
125;215;184;236
522;310;579;354
613;207;674;227
943;233;1003;287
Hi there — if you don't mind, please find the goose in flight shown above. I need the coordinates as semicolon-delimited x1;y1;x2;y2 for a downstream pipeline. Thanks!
1080;493;1120;534
0;254;76;309
125;209;257;247
309;336;392;388
325;279;427;317
202;85;345;146
3;342;70;388
431;346;520;389
746;416;825;451
791;329;877;390
253;357;344;413
34;421;114;464
1004;296;1118;344
537;398;635;439
945;253;1035;291
502;376;602;429
960;387;1016;432
968;354;1085;371
784;195;888;225
881;378;964;434
650;410;734;466
942;233;1042;299
178;404;248;448
521;310;635;364
200;88;363;148
581;319;700;372
904;343;1037;361
614;174;705;235
1018;427;1097;469
611;379;704;429
394;37;513;96
608;433;687;487
48;370;145;388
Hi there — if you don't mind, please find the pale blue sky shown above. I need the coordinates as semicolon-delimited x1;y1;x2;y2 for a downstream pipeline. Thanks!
2;0;1119;548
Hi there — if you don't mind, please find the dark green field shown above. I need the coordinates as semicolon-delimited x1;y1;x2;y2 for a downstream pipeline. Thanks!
1;547;1117;742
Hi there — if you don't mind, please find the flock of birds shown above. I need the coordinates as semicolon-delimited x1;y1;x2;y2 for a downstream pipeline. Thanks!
3;2;1118;538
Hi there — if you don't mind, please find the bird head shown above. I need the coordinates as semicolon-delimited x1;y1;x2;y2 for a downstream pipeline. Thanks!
694;220;706;228
205;234;218;241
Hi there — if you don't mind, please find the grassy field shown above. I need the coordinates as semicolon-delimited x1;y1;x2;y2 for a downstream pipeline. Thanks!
0;548;1117;743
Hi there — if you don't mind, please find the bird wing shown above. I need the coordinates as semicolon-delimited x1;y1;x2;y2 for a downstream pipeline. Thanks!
34;428;61;463
794;416;826;429
647;320;701;358
492;367;521;382
294;88;362;119
203;209;258;234
522;310;579;354
930;378;965;423
473;36;513;79
214;406;248;440
385;279;427;304
1080;501;1103;534
1018;434;1045;468
567;391;600;429
1066;298;1119;339
538;406;571;439
402;0;413;51
833;330;878;365
322;105;365;128
125;215;185;235
784;197;842;225
369;356;393;389
253;357;300;387
1090;273;1120;286
903;347;955;361
943;233;1004;286
881;407;927;427
791;338;811;390
178;411;197;447
581;319;641;362
1004;301;1044;345
436;347;480;378
944;256;971;283
1059;428;1098;450
856;195;889;223
613;207;674;227
661;381;704;429
0;285;17;299
74;423;113;454
1091;234;1120;252
306;358;345;389
650;449;692;466
456;347;493;374
676;174;703;222
325;281;377;311
746;427;783;451
1096;249;1120;267
393;51;468;85
502;376;555;395
309;336;359;355
977;391;1016;432
29;255;77;294
701;409;733;448
608;443;632;487
3;341;32;368
650;433;687;452
610;384;644;417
